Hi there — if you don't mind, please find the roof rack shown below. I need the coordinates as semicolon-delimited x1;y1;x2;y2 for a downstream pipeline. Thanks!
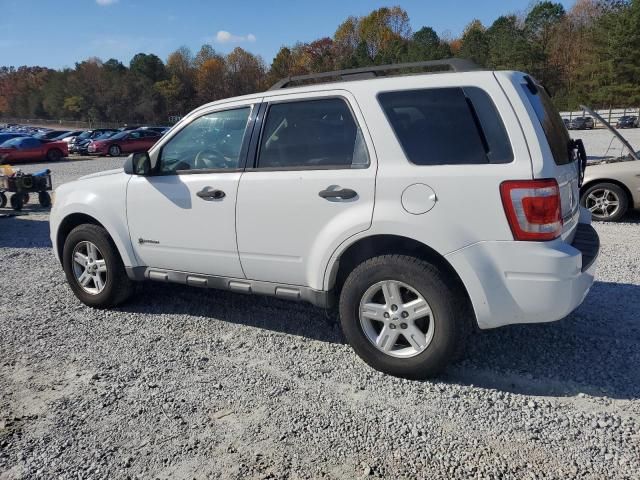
269;58;481;90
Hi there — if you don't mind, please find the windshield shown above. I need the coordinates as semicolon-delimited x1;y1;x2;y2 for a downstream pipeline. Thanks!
521;78;572;165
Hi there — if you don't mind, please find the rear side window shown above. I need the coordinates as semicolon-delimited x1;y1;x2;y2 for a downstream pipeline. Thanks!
257;98;369;169
378;87;513;166
521;79;572;165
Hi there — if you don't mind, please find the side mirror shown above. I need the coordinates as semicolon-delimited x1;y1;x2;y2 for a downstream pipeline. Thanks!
124;152;151;175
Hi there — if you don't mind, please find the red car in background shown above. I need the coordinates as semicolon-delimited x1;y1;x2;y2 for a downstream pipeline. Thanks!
88;129;161;156
0;136;68;163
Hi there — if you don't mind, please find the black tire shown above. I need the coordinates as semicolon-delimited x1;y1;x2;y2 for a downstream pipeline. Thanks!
10;193;23;211
0;192;6;208
62;224;134;308
108;144;121;157
581;182;628;222
339;255;469;379
38;191;51;208
46;148;63;162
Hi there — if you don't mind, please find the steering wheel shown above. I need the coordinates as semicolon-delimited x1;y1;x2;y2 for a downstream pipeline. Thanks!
194;149;227;169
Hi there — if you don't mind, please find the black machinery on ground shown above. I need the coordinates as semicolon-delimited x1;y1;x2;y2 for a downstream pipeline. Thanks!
0;168;53;211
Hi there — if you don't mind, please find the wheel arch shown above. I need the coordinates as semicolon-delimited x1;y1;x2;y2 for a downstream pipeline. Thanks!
55;213;132;269
326;234;477;327
580;178;633;207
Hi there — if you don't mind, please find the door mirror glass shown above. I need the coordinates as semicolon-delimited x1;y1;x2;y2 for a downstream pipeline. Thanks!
125;152;151;175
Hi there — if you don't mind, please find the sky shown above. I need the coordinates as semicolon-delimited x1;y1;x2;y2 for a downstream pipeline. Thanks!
0;0;575;69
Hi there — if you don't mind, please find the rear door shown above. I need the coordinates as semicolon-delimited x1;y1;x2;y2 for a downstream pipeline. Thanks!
236;91;376;288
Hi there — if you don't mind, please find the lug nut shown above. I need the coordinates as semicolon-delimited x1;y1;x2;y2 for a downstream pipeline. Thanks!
401;311;409;318
383;312;390;319
400;323;408;329
391;304;398;312
389;324;397;329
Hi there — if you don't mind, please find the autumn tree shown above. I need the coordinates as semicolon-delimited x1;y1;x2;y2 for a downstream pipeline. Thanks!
457;20;489;66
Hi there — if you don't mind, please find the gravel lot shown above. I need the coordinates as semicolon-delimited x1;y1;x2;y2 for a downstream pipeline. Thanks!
1;140;639;479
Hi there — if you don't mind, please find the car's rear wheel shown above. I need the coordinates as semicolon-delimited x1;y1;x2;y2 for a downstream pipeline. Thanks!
62;224;133;307
46;148;63;162
581;182;628;222
339;255;468;379
108;144;121;156
0;192;6;208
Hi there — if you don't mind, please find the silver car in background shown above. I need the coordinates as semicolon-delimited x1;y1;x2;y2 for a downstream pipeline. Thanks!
580;106;640;221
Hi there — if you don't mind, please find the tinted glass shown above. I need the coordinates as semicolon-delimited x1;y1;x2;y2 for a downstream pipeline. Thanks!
159;107;250;173
21;137;41;148
378;87;512;165
257;98;369;169
110;131;128;140
521;80;572;165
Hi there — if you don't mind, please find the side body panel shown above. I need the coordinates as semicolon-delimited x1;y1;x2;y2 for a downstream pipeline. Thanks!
50;172;137;267
583;161;640;209
236;90;378;288
321;72;532;290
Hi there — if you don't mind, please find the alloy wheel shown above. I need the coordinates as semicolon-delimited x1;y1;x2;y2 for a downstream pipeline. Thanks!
359;280;435;358
585;188;620;219
71;241;108;295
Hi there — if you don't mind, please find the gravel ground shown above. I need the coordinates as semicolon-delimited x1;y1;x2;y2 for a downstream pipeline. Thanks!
1;146;639;479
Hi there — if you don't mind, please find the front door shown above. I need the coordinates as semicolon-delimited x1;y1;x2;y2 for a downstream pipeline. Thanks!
236;92;377;288
127;104;255;277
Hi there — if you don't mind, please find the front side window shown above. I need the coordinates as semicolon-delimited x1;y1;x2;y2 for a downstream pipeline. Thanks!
257;98;369;169
378;87;513;166
159;107;250;173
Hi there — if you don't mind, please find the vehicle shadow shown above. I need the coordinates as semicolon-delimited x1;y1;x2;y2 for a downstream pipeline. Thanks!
120;281;344;344
445;280;640;400
122;279;640;400
0;213;52;248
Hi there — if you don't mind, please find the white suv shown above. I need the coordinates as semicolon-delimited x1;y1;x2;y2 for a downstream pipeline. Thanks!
50;60;600;379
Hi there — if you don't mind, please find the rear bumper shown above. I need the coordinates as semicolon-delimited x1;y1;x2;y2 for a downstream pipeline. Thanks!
446;221;600;330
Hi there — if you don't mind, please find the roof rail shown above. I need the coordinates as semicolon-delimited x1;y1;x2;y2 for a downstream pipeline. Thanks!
269;58;481;90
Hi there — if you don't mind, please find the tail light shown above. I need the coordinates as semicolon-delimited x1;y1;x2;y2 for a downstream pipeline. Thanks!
500;179;562;241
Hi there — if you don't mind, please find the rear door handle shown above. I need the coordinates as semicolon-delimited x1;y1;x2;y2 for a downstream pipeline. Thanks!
196;188;226;200
318;187;358;200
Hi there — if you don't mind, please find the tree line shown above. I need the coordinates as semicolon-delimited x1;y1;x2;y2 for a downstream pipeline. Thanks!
1;0;638;124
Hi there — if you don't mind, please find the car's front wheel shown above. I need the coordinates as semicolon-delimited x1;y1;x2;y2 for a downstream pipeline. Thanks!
62;224;133;307
581;182;628;222
339;255;468;379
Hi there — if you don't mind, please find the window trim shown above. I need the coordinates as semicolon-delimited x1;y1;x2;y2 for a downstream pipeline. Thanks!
376;86;514;167
152;104;257;176
246;95;371;172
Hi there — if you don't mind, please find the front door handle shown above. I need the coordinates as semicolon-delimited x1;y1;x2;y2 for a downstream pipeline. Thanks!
196;188;226;200
318;187;358;200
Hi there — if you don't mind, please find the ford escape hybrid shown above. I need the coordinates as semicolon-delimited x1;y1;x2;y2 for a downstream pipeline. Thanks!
50;60;599;379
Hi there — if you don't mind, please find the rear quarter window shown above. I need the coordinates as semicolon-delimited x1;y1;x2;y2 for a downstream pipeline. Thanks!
378;87;513;166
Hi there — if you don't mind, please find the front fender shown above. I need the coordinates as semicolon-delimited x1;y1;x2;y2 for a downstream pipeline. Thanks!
50;174;137;267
